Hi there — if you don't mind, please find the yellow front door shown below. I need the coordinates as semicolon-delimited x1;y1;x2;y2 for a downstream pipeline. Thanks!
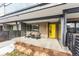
49;23;57;39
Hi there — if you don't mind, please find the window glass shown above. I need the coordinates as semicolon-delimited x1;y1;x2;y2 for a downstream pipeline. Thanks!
7;25;13;31
67;23;75;33
31;24;39;32
76;23;79;32
26;24;39;32
26;24;32;31
13;25;17;30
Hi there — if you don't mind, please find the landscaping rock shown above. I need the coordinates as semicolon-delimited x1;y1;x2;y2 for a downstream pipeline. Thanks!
14;42;72;56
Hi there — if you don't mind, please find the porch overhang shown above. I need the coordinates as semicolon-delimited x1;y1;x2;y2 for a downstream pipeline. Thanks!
0;14;63;24
63;7;79;14
63;7;79;21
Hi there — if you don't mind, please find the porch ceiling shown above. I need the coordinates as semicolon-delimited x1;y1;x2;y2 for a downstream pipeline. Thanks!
67;12;79;19
67;12;79;21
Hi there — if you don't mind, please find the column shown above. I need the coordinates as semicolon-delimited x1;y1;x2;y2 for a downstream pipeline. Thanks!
16;22;21;37
63;13;67;46
60;17;65;46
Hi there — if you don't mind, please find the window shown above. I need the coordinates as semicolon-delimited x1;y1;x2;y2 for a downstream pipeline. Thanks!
67;23;75;33
13;25;17;31
26;24;32;31
76;23;79;32
8;25;13;31
26;24;39;32
31;24;39;32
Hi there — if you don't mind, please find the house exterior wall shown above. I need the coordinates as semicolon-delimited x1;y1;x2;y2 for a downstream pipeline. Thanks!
38;22;48;38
